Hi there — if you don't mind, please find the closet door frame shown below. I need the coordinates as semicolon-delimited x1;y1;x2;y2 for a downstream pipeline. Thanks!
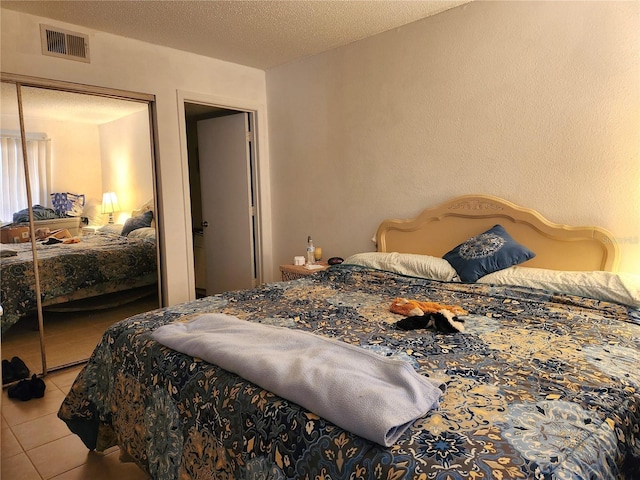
1;72;163;375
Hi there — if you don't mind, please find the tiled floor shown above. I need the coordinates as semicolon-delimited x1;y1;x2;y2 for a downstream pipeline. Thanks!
2;295;158;479
2;292;159;373
1;365;150;479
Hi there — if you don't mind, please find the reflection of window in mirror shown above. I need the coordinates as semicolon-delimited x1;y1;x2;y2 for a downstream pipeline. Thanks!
1;78;160;372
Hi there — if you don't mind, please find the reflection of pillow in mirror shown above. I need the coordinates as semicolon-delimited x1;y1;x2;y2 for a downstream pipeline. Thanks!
121;210;153;236
132;200;155;227
66;193;86;216
443;224;535;282
98;224;124;235
479;266;640;308
126;226;155;241
343;252;458;282
51;192;85;216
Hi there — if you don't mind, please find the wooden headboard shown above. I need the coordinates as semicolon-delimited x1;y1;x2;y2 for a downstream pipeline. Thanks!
376;194;619;272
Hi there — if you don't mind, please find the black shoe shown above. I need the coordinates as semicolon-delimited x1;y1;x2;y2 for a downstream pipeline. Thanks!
7;375;46;401
8;378;33;401
10;357;29;380
2;359;15;384
30;374;46;399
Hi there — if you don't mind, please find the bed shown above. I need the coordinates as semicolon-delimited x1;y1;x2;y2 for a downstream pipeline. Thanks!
4;216;83;238
29;216;82;236
0;226;158;334
58;194;640;479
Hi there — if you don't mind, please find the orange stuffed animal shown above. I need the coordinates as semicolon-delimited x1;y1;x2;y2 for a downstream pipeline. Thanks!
390;297;468;317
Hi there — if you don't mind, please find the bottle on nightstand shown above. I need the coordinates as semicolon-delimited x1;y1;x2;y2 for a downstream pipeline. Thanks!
306;236;315;265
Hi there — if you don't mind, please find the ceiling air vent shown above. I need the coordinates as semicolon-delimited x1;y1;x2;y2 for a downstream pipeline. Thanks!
40;24;90;63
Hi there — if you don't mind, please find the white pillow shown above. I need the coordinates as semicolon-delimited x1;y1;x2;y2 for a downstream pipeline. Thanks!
343;252;458;282
126;226;156;241
479;266;640;309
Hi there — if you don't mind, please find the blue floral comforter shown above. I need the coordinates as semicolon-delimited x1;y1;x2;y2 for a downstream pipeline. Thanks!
0;234;157;333
58;265;640;479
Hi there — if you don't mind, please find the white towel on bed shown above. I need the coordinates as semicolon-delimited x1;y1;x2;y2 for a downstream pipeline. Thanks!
151;313;444;446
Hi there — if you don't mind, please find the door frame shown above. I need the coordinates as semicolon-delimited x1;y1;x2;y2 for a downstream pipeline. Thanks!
176;90;273;299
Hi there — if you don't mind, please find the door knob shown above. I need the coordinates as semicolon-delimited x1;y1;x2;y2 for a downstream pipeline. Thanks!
201;221;209;228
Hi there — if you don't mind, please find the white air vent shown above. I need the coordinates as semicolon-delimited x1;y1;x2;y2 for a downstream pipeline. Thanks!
40;24;90;63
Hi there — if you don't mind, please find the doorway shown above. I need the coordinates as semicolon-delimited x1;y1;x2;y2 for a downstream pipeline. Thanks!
184;103;259;296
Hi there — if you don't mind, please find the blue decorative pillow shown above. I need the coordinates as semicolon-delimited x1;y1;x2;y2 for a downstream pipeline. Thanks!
50;192;85;216
443;224;535;282
121;210;153;236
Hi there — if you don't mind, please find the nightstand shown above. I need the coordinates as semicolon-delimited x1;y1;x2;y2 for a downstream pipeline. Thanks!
280;262;329;281
81;226;100;236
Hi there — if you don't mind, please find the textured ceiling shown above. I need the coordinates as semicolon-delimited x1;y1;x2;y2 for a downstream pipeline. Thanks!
1;0;471;70
1;0;471;122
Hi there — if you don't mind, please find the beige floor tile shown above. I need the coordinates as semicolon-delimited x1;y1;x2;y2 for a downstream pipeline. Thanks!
2;388;67;427
1;296;158;479
0;451;41;480
11;413;72;451
43;346;92;370
49;449;150;480
46;366;84;393
26;434;90;480
3;295;157;374
1;320;41;345
2;426;24;458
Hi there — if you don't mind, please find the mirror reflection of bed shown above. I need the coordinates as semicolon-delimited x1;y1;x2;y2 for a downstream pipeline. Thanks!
0;82;160;374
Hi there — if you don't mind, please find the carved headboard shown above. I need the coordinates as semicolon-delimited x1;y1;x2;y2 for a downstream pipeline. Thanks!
375;194;619;272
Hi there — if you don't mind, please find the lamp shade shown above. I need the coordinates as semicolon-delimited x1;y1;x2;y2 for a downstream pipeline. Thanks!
101;192;120;214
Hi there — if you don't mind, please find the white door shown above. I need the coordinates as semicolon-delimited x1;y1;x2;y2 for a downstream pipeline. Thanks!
197;113;255;294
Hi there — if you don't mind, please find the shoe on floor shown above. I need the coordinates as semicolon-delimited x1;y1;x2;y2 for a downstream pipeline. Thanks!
7;374;46;401
2;359;15;384
8;379;33;401
10;356;30;380
30;374;46;399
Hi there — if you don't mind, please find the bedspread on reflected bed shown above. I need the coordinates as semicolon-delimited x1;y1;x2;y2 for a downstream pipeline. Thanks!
58;266;640;480
0;234;157;333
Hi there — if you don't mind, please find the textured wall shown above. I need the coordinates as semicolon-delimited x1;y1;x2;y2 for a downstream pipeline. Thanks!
267;1;640;273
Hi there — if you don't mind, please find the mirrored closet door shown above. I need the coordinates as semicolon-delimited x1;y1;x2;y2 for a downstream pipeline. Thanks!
1;75;161;378
0;81;45;382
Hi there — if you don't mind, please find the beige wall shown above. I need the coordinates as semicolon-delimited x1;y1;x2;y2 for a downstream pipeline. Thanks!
1;8;273;304
266;0;640;274
99;109;154;220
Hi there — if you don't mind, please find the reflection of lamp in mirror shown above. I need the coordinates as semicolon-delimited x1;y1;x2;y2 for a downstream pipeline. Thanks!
101;192;120;224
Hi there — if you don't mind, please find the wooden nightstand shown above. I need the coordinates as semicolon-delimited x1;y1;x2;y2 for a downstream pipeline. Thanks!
280;262;329;281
